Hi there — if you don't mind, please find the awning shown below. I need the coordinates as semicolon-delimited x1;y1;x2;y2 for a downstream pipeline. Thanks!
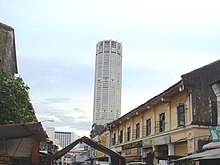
202;142;220;150
176;148;220;161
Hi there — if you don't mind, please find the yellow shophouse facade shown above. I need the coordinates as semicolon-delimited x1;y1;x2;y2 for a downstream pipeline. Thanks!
104;60;220;164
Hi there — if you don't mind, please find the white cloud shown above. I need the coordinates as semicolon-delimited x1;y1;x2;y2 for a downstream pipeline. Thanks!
37;114;62;123
33;96;93;133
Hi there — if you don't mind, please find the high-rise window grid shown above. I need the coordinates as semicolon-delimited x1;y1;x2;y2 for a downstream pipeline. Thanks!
93;40;122;125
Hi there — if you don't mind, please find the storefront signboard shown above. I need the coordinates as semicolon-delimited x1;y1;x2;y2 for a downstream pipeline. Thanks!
142;139;152;147
122;141;142;150
151;135;170;145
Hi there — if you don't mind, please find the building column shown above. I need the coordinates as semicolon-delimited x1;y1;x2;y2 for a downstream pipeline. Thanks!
168;143;174;155
152;146;158;165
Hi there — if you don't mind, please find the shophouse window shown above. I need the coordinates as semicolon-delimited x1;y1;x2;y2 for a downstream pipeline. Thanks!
119;130;123;143
112;133;116;145
146;118;151;136
159;113;165;132
136;123;140;139
211;101;218;126
177;103;185;126
127;127;131;141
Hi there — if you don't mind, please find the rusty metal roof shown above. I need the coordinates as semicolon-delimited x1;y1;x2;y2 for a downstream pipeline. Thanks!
0;122;46;142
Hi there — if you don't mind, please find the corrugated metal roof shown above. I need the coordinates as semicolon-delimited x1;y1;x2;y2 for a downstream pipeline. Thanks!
0;122;46;142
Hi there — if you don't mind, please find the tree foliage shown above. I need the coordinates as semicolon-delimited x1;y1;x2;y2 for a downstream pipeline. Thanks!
0;71;37;124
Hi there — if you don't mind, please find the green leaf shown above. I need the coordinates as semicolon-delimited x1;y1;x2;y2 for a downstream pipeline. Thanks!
0;71;37;124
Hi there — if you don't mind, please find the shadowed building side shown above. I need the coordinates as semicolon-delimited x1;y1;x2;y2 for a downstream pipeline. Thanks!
0;22;18;75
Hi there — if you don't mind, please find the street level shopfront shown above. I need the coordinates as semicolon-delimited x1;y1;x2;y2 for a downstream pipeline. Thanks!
122;141;142;163
141;135;170;164
142;138;153;165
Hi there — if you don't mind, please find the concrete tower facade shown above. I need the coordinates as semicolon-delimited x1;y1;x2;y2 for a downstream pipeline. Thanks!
93;40;122;125
54;131;76;148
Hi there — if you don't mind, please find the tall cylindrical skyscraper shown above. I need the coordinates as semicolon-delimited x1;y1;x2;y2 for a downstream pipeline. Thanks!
93;40;122;125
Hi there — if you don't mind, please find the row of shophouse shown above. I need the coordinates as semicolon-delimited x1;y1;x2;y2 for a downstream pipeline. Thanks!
94;59;220;164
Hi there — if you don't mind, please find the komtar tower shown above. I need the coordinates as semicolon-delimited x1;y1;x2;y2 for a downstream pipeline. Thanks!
93;40;122;125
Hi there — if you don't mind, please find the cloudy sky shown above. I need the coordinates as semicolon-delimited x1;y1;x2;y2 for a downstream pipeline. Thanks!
1;0;220;137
